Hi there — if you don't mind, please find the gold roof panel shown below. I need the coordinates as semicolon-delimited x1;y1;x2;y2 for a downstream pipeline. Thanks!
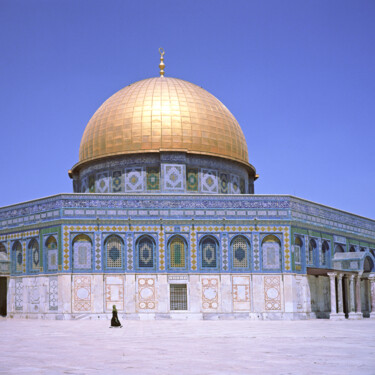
77;77;250;169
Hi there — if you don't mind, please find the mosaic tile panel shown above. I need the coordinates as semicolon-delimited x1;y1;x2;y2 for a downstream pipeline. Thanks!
63;226;70;271
283;228;290;271
89;175;95;193
240;178;245;194
15;279;23;311
49;276;58;311
230;174;240;194
81;177;89;193
201;237;217;268
262;241;281;269
219;173;228;194
159;229;165;270
253;234;260;270
170;237;186;268
105;275;124;311
127;234;133;271
232;236;248;268
222;235;228;270
190;230;197;270
146;167;160;191
138;237;154;268
73;238;92;269
95;172;109;193
106;235;123;268
22;240;26;273
125;167;144;192
29;239;40;271
264;275;281;311
232;276;250;311
202;277;219;310
14;242;22;273
29;278;40;313
137;277;156;310
95;233;101;270
48;250;58;271
186;168;198;191
163;164;184;190
112;170;123;192
73;276;91;312
201;169;218;193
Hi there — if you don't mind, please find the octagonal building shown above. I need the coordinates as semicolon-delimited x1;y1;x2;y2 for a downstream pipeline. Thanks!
0;53;374;320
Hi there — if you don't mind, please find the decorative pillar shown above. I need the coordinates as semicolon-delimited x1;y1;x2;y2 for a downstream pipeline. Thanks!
355;273;363;318
348;274;361;319
369;274;375;319
337;274;344;314
328;272;345;320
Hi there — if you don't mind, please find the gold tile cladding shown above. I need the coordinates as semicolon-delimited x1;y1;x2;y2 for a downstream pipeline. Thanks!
76;77;250;170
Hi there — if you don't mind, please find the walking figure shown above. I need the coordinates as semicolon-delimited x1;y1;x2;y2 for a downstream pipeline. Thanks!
110;305;123;328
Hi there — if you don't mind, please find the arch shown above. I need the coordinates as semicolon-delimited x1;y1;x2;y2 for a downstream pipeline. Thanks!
137;235;155;268
0;243;6;253
294;236;303;264
262;235;281;270
349;245;356;253
334;244;345;254
28;238;39;270
321;240;330;266
105;235;123;268
231;235;250;268
364;256;374;272
307;239;317;265
72;234;92;269
12;241;22;272
169;235;187;268
45;236;57;249
200;236;219;268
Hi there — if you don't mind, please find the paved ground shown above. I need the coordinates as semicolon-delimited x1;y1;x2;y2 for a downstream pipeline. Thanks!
0;318;374;375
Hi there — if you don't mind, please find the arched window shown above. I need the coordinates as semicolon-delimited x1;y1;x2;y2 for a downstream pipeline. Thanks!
28;238;39;270
0;243;6;254
262;235;281;270
137;236;155;268
13;241;22;272
201;236;218;268
334;244;345;254
46;236;58;270
364;256;374;272
307;239;317;265
232;236;249;268
72;234;92;269
360;247;366;252
105;235;123;268
169;236;186;268
294;237;303;265
321;240;330;266
349;246;356;252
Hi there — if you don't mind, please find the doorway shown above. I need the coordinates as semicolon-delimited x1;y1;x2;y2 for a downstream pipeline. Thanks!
0;277;7;316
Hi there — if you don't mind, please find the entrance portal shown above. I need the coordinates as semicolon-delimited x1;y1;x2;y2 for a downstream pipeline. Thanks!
0;277;7;316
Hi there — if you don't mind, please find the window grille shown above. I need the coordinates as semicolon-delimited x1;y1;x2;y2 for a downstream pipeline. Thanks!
170;237;185;268
73;234;92;269
321;241;329;266
232;236;248;268
138;236;154;268
201;237;217;268
28;239;39;270
106;236;122;268
13;241;22;272
170;284;187;310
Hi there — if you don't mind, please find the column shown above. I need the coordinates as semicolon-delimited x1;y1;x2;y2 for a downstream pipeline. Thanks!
337;274;344;314
355;274;362;317
327;272;337;317
369;274;375;319
348;274;362;319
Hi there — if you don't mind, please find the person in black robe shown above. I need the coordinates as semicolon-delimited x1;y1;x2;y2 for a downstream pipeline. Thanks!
110;305;123;328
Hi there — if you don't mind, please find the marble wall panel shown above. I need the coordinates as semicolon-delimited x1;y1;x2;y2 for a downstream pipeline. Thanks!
232;275;250;311
264;275;282;311
201;276;219;311
137;276;156;311
105;275;124;311
73;275;92;312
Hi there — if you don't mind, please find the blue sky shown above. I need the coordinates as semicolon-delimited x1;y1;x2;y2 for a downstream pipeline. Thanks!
0;0;374;219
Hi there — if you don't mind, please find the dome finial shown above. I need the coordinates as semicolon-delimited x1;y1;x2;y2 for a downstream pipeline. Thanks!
159;48;165;77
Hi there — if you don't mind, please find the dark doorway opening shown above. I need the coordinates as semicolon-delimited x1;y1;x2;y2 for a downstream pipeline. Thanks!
0;277;7;316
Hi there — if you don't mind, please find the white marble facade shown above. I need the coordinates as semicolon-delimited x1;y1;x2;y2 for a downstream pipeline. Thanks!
6;273;324;320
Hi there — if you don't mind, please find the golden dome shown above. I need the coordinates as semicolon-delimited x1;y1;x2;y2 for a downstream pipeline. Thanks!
75;77;252;171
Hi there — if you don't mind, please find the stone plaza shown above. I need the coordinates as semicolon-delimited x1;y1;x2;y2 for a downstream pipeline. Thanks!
0;318;374;374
